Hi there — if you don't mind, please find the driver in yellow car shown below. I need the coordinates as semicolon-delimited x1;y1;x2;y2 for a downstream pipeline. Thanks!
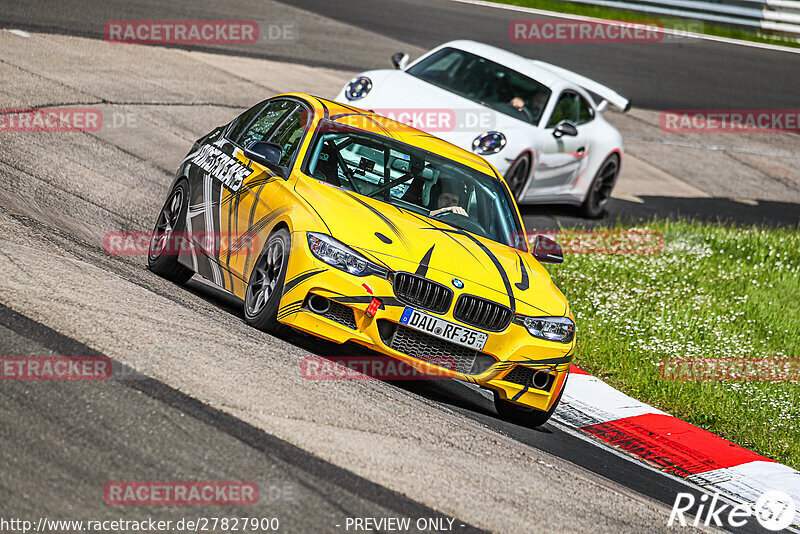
429;182;468;217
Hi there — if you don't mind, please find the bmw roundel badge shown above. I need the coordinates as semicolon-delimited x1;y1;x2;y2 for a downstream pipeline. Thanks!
452;278;465;289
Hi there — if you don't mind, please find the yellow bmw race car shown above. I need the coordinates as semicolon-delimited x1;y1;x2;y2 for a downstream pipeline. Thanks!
147;92;576;426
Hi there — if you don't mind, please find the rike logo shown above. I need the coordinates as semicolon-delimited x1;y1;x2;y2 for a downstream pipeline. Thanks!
669;490;796;531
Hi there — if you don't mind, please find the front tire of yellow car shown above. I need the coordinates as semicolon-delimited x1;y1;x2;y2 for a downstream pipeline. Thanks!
244;227;292;336
493;374;568;428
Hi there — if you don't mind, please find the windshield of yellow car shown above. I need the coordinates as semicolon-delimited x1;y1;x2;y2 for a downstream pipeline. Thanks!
304;120;526;251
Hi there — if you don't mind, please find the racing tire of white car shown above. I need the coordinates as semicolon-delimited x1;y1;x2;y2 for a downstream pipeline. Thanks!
580;154;620;219
505;153;532;202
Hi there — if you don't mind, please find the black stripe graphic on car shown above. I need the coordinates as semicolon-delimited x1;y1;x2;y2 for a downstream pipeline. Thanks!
283;268;327;295
341;191;410;250
415;246;435;277
401;210;485;266
222;175;277;206
421;226;515;312
241;207;290;277
513;353;574;368
228;196;238;290
277;299;304;320
514;253;529;291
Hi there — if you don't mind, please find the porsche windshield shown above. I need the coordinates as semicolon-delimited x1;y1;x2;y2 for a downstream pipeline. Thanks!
304;121;526;251
406;47;551;126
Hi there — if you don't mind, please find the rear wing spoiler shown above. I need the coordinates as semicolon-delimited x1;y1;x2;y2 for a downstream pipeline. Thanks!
531;60;631;112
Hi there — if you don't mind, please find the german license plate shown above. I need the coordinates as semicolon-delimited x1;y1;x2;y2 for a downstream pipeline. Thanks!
399;307;488;351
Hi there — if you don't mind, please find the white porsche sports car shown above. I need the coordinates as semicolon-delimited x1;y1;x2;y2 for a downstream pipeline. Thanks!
335;40;630;217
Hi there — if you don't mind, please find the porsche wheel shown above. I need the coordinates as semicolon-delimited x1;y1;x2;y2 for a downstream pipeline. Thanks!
147;180;193;284
505;154;531;201
493;375;567;428
580;154;619;219
244;228;292;336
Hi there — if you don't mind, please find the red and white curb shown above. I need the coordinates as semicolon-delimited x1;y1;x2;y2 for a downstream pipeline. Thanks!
554;365;800;529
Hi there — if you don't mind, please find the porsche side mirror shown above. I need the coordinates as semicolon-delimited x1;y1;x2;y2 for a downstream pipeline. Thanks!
391;52;409;70
532;235;563;264
245;141;288;178
552;121;578;139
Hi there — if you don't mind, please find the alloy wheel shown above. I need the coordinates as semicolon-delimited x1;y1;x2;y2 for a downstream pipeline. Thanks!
245;239;285;316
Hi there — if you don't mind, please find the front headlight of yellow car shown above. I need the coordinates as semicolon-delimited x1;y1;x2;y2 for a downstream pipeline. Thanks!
513;315;575;343
307;232;388;278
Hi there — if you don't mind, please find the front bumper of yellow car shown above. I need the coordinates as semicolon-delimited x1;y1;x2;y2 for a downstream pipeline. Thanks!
278;232;575;412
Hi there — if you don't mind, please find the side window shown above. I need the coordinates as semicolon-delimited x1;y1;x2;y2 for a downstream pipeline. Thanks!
227;102;267;144
268;107;310;167
577;95;595;125
236;100;297;148
547;92;580;127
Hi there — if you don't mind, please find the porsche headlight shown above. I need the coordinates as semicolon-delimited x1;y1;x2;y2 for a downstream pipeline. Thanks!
472;131;506;155
514;315;575;343
307;233;388;277
344;76;373;100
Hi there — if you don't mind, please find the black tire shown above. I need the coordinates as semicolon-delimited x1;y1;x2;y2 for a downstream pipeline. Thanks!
505;154;532;201
580;154;619;219
493;374;568;428
243;228;292;336
147;180;194;284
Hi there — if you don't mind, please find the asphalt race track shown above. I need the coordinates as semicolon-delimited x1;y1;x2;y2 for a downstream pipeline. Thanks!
0;305;484;533
0;1;798;532
4;0;800;109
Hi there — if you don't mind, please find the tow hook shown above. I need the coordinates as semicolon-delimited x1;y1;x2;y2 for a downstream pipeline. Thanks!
362;283;382;318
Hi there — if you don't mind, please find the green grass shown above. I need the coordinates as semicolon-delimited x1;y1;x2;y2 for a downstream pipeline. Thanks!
545;220;800;469
491;0;800;49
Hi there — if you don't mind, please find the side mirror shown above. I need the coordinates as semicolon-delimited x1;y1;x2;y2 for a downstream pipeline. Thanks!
391;52;409;70
552;120;578;139
244;141;288;178
532;235;563;264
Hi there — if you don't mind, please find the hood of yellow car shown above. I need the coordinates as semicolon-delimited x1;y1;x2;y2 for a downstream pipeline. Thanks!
296;177;568;317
